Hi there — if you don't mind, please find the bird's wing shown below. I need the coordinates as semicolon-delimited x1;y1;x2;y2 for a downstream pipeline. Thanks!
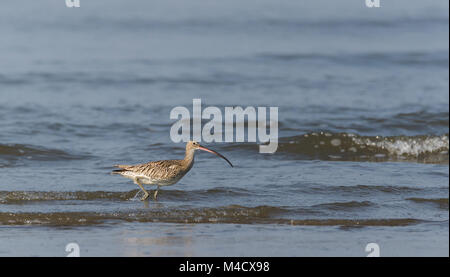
125;160;184;180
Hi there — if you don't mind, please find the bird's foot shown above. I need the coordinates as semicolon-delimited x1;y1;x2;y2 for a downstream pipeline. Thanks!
153;190;158;200
140;192;150;201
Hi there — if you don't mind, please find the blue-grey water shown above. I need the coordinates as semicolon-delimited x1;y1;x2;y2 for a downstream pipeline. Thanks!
0;0;448;256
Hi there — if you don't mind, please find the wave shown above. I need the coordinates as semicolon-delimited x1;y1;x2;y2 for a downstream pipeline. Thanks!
407;198;449;210
0;144;89;162
0;209;425;227
312;201;374;211
279;109;449;136
0;190;137;204
308;185;424;195
0;72;239;87
260;51;449;68
1;185;436;206
0;188;251;204
0;190;442;226
276;132;449;164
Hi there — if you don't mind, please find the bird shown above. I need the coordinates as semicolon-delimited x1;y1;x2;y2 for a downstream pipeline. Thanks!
112;141;233;201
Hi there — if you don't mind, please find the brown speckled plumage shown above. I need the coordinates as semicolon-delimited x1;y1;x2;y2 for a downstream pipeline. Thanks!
114;160;189;181
112;141;233;201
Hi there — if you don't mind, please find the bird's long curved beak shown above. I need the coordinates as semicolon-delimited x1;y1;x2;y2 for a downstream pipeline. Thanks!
198;145;233;167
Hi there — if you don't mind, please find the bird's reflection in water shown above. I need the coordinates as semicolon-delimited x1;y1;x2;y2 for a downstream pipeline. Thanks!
122;224;195;257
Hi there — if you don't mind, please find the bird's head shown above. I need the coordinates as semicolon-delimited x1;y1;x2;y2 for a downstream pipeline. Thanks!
186;141;233;167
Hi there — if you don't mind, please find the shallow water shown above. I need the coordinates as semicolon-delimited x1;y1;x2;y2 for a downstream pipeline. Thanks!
0;0;448;256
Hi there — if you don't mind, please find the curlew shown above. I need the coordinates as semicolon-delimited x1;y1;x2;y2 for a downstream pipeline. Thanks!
112;141;233;200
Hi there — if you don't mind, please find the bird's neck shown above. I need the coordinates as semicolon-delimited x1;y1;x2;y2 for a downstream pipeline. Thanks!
183;148;195;168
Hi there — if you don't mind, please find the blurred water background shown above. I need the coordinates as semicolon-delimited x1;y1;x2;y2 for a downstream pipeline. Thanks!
0;0;448;256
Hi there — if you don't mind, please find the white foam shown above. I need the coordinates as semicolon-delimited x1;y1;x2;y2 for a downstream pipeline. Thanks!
353;135;449;157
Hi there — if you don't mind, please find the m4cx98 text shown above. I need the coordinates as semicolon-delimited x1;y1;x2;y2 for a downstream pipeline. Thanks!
223;262;270;272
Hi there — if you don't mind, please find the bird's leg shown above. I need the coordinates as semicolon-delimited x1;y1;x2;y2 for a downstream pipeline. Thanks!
154;186;160;200
135;178;149;201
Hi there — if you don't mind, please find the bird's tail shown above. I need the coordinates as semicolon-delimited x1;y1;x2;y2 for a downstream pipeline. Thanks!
111;169;126;175
111;164;130;175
